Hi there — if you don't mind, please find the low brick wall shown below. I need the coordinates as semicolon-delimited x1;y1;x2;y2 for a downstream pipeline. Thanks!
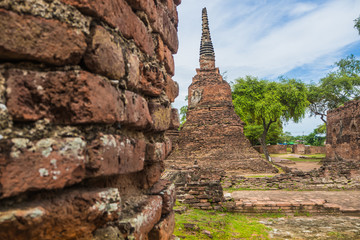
305;146;326;155
292;144;306;154
254;145;287;154
163;167;225;210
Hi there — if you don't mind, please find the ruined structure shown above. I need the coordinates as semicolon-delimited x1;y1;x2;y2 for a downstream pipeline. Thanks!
167;8;276;173
0;0;181;239
326;100;360;163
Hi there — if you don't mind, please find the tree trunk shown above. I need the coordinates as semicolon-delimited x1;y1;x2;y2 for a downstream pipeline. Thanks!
260;130;270;162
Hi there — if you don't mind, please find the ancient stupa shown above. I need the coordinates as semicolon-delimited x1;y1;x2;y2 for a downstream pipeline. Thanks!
167;8;277;174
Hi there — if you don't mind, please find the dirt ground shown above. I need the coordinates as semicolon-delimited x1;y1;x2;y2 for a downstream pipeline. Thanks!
271;153;323;172
261;216;360;240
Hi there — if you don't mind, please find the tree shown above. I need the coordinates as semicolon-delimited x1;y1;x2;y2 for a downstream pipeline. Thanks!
232;76;309;162
304;124;326;146
308;55;360;123
179;96;188;129
355;16;360;35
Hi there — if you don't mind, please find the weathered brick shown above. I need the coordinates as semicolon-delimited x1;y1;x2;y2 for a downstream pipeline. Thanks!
151;4;179;53
164;45;175;75
0;188;121;240
117;196;162;239
123;90;153;129
169;108;180;130
149;180;176;215
0;138;86;198
6;69;125;124
148;100;171;132
140;65;165;97
60;0;154;55
174;0;181;6
155;35;165;62
146;142;166;162
0;8;86;66
148;212;175;240
125;0;157;23
143;162;165;189
87;135;146;177
164;136;172;157
165;76;179;103
84;25;126;80
127;52;141;91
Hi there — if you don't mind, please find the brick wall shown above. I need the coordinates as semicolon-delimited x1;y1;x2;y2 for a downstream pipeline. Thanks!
292;144;306;154
0;0;180;239
254;145;287;154
326;100;360;163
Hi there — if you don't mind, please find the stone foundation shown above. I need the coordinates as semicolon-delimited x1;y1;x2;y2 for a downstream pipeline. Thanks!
254;145;287;154
0;0;180;239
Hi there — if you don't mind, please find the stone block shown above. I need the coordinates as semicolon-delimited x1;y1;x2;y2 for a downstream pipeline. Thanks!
143;162;165;189
0;188;121;240
169;108;180;130
140;66;165;97
126;52;141;91
146;142;166;162
125;0;157;23
6;69;125;124
123;90;153;129
151;3;179;53
155;35;165;61
87;134;146;177
148;100;171;132
149;180;176;215
164;136;172;157
60;0;154;55
148;212;175;240
164;46;175;76
84;25;125;80
0;137;86;198
117;196;162;239
0;9;86;66
165;76;179;103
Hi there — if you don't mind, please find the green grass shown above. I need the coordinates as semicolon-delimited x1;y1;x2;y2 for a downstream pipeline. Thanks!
244;175;276;178
174;206;271;239
284;157;322;162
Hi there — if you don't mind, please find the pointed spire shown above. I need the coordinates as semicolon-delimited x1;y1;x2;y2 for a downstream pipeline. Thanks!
200;8;215;69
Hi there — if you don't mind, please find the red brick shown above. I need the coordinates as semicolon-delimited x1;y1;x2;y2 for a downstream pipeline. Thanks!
148;212;175;240
0;138;86;199
140;65;165;97
123;90;153;129
127;52;141;90
125;0;157;23
0;188;121;240
148;100;172;132
84;25;125;79
118;196;162;239
60;0;154;55
165;76;179;103
174;0;181;6
6;69;125;124
87;135;146;177
143;162;165;189
164;46;175;76
0;9;86;66
146;142;166;162
151;4;179;53
149;180;176;215
164;136;172;157
156;35;165;62
169;108;180;130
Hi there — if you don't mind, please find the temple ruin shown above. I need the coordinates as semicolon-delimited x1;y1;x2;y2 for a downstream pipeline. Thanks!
166;8;276;174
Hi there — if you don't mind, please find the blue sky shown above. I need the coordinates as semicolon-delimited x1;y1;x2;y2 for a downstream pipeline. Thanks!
172;0;360;135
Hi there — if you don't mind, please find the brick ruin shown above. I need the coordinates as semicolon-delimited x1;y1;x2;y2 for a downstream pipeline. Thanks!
0;0;181;239
326;100;360;163
166;8;277;174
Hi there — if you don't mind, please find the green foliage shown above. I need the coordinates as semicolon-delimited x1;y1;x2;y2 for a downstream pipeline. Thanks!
179;95;188;129
174;207;270;239
308;55;360;123
243;121;282;145
355;16;360;35
232;76;309;160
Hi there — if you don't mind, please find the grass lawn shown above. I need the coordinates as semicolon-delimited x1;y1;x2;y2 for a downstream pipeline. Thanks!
174;203;272;239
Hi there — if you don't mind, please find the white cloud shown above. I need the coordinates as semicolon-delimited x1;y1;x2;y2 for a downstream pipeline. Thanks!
173;0;360;134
